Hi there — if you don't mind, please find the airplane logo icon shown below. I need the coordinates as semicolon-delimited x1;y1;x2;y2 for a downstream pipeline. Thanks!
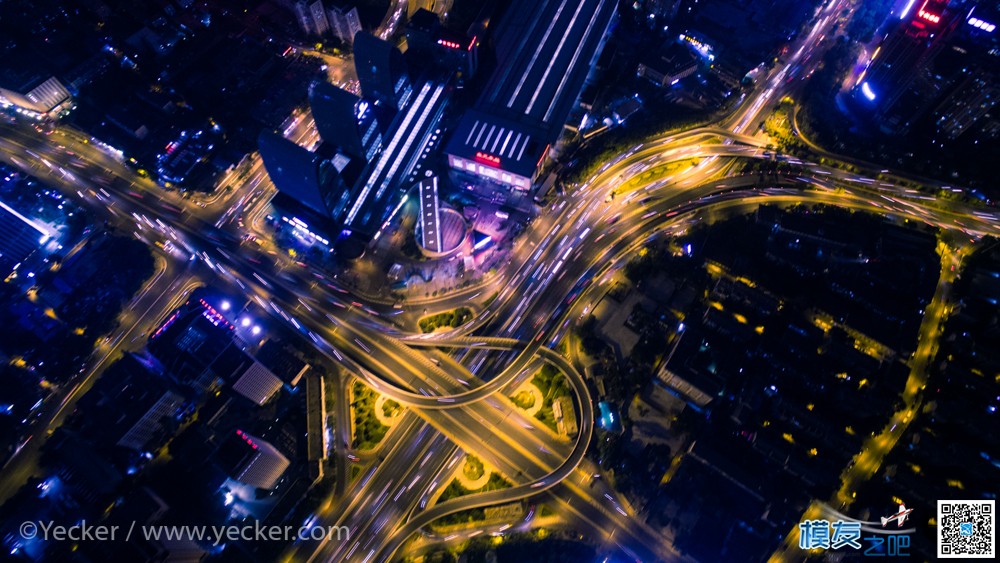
880;503;914;527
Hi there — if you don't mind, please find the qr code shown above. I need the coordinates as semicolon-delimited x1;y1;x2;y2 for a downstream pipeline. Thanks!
938;500;995;558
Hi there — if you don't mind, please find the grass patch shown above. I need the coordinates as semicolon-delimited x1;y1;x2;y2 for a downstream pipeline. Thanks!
352;381;389;450
382;398;402;419
615;157;700;195
532;364;570;433
463;455;485;481
419;307;473;333
510;390;536;410
439;473;513;503
763;100;803;153
434;507;486;527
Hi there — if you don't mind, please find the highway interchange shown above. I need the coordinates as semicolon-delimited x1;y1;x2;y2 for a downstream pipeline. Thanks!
2;0;1000;561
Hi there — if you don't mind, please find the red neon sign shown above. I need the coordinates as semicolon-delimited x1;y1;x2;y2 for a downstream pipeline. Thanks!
918;10;940;23
475;151;500;166
916;0;941;24
437;39;461;49
236;429;259;450
536;144;551;169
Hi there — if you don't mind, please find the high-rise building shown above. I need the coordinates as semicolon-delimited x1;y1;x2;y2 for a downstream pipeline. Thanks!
444;0;617;190
261;32;449;255
963;2;999;49
405;8;441;55
934;69;1000;139
218;430;290;490
406;0;454;18
0;74;72;118
637;41;700;87
418;176;443;253
257;131;355;220
328;2;362;44
918;3;1000;139
405;9;479;83
0;199;56;279
309;81;383;162
646;0;682;20
294;0;330;36
353;31;412;113
856;0;959;119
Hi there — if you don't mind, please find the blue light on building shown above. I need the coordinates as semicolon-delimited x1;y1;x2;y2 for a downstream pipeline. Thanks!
861;81;877;101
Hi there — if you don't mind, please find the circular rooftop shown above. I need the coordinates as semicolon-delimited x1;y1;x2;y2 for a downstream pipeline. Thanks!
415;207;468;258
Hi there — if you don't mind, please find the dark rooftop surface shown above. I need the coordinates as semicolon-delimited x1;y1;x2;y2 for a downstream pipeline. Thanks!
477;0;618;141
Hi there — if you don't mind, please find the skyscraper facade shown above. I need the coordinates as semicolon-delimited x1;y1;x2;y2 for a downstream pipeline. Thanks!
353;31;412;114
856;0;959;122
309;81;383;162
